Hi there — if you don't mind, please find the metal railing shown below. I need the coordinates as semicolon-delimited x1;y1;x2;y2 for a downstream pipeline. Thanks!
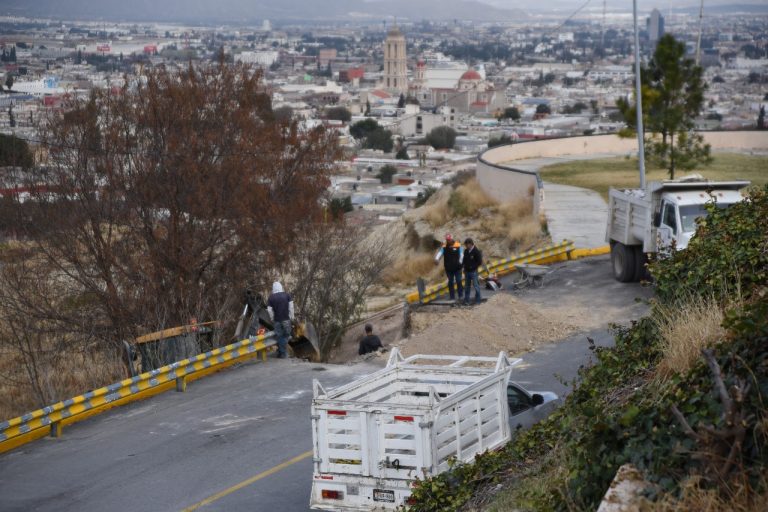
0;332;275;453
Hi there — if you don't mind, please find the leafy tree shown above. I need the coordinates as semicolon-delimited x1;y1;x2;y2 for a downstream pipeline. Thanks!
499;106;520;121
395;147;410;160
273;105;294;122
376;164;398;184
425;126;457;150
535;103;551;115
712;75;725;83
488;134;512;147
350;118;379;139
329;196;353;219
5;73;13;91
414;186;437;207
9;46;16;62
590;99;599;115
364;100;371;115
617;34;711;179
758;105;766;130
363;127;394;153
397;93;405;109
325;106;351;123
0;133;34;168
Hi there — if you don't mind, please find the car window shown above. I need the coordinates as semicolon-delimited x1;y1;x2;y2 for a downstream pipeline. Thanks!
507;385;531;415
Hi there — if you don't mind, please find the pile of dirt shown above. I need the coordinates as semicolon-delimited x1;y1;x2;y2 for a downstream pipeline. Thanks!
393;293;578;358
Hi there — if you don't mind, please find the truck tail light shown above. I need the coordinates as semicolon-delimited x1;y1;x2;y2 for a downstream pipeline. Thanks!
394;415;414;422
328;410;346;416
321;489;343;500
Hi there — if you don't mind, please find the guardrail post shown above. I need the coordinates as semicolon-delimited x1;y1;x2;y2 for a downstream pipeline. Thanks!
175;376;187;392
50;421;62;438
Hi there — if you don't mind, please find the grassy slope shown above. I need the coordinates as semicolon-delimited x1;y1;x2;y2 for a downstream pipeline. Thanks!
538;153;768;200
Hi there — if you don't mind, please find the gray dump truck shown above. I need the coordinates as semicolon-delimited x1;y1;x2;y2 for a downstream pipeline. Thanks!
606;176;750;282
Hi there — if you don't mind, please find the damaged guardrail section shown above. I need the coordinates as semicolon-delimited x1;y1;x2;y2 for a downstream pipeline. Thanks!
407;240;576;304
0;332;275;454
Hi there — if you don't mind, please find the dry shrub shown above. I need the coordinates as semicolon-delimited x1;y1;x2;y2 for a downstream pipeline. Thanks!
448;179;497;217
653;475;768;512
506;217;543;251
654;296;726;382
0;343;124;420
380;251;440;287
423;199;451;228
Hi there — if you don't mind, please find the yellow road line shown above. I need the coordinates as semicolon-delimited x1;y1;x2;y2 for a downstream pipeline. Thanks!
181;449;313;511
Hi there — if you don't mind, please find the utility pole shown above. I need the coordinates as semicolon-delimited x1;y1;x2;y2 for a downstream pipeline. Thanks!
632;0;646;189
695;0;704;65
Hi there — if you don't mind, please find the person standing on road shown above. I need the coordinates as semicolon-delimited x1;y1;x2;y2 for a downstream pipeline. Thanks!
267;281;294;358
462;238;483;305
358;323;384;356
434;233;464;302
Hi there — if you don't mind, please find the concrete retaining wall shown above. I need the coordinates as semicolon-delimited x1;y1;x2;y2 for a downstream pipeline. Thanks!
476;131;768;212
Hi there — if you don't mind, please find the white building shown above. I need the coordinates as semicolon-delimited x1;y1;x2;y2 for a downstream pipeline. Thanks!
235;51;279;67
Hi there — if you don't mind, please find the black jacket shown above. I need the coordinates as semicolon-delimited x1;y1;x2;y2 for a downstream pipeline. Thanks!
440;241;463;272
358;334;383;355
463;246;483;272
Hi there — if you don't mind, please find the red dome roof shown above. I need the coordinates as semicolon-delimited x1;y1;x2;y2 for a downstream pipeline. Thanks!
460;69;482;81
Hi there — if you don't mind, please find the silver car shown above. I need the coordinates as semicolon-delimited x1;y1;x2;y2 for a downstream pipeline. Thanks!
507;381;560;432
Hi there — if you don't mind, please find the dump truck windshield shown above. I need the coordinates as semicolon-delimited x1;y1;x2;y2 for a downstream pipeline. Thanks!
679;203;732;233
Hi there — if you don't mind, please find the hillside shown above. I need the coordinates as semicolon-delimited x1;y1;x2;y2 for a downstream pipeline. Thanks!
407;186;768;511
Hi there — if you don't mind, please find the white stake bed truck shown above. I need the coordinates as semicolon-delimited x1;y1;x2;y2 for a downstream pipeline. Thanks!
309;350;520;510
606;176;750;282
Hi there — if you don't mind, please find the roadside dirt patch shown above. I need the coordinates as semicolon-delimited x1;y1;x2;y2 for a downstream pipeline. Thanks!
393;293;578;358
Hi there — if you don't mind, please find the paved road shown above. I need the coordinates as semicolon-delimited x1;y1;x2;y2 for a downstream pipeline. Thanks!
0;257;651;512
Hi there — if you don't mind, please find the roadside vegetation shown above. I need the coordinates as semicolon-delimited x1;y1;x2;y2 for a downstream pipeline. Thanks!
407;185;768;511
378;173;545;289
538;153;768;200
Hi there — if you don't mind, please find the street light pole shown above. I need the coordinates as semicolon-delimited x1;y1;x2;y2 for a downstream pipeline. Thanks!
632;0;647;190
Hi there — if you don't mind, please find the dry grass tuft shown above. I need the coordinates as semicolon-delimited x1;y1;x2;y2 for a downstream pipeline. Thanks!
380;251;441;287
653;475;768;512
448;179;497;217
654;296;726;383
423;200;451;228
0;346;125;421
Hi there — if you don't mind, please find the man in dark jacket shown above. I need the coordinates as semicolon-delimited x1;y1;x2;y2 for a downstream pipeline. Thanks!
358;324;383;355
267;281;294;358
462;238;483;304
434;233;464;301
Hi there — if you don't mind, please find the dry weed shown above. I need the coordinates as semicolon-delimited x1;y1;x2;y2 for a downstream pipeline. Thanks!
380;251;441;287
423;200;451;228
0;345;124;420
652;475;768;512
654;296;726;382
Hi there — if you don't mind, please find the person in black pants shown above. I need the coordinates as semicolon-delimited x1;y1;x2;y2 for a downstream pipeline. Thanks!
462;238;483;305
434;233;464;302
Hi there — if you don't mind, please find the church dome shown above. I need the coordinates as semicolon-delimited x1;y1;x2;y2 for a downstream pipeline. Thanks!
460;69;482;81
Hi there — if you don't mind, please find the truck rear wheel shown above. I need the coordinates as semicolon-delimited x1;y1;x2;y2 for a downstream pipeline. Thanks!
633;246;648;281
611;242;636;282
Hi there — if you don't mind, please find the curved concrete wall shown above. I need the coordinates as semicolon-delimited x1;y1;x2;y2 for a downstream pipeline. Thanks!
476;131;768;212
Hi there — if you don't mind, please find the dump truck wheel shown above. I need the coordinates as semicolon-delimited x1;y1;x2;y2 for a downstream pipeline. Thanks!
611;242;636;283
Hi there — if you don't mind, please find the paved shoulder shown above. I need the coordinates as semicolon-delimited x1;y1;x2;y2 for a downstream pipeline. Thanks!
542;181;607;248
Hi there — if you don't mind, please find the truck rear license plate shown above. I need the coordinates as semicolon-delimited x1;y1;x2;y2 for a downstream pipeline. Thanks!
373;489;395;503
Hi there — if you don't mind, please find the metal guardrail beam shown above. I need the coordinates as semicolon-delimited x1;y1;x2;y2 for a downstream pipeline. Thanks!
407;240;576;304
0;332;275;454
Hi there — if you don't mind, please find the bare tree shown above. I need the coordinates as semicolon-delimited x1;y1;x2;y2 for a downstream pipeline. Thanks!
9;62;339;362
286;222;392;360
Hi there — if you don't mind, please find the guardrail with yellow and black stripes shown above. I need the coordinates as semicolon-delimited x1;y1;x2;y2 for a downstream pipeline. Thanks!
0;332;275;454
